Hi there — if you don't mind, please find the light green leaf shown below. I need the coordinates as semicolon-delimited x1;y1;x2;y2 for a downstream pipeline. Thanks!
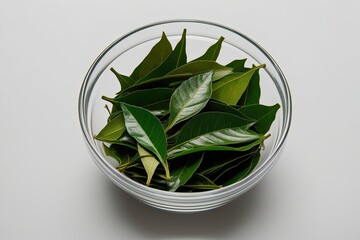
166;71;213;131
95;114;125;142
192;36;224;62
212;64;265;105
121;103;169;178
130;32;172;81
137;143;159;186
167;153;203;192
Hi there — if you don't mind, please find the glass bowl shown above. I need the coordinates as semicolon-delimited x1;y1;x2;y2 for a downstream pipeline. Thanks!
78;20;292;213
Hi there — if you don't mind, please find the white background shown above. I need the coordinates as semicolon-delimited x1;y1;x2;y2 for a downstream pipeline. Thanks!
1;0;359;239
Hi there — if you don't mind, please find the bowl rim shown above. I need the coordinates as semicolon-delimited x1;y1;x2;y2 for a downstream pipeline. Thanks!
78;19;292;198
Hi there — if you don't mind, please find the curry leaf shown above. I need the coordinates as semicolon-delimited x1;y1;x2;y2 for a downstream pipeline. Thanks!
130;32;172;81
166;71;213;131
212;64;265;105
168;127;264;159
121;103;169;178
192;36;224;62
167;153;203;192
238;103;280;134
137;143;159;186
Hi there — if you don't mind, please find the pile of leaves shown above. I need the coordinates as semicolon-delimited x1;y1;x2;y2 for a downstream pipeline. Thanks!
95;29;279;192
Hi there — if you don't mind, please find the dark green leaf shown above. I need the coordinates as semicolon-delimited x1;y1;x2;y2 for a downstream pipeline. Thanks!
110;67;136;90
226;59;247;72
166;71;213;131
192;36;224;62
201;103;254;128
120;103;169;178
238;66;261;105
137;29;187;83
222;150;260;186
167;153;203;192
212;64;265;105
95;114;125;142
180;173;221;191
103;88;173;113
130;32;172;81
238;103;280;134
103;144;127;165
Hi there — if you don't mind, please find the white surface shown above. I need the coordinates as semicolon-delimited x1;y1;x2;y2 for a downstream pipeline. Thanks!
1;0;359;239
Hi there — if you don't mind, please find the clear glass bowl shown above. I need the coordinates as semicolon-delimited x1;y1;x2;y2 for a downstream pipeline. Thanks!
78;20;292;213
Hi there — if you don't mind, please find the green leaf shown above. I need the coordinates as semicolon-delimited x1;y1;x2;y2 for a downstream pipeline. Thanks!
222;150;260;186
175;111;257;144
130;32;172;81
226;59;247;72
95;114;125;142
192;36;224;62
110;67;136;90
180;173;221;191
202;100;254;122
103;88;173;113
120;103;169;178
166;71;213;131
199;147;258;176
238;66;261;105
137;29;187;83
168;127;264;159
238;103;280;134
167;153;203;192
137;143;159;186
166;60;232;81
212;64;265;105
103;144;127;165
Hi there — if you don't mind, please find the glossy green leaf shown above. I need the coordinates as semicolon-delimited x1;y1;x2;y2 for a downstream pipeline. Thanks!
168;127;264;159
212;64;265;105
120;103;169;178
167;153;203;192
166;71;213;131
180;173;221;191
238;103;280;134
95;114;125;142
226;59;247;72
238;65;261;105
130;32;172;81
137;143;159;186
137;29;187;83
166;60;232;81
175;111;257;144
110;67;135;90
192;36;224;62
